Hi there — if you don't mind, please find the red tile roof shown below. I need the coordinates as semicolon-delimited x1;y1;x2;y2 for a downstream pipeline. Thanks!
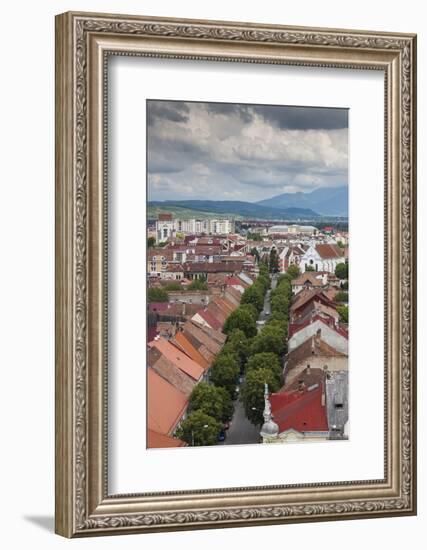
147;368;188;435
315;244;344;259
194;309;223;331
147;429;186;448
148;338;204;381
270;385;328;433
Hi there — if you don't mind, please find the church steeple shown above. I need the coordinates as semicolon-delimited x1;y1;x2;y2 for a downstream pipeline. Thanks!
260;383;279;441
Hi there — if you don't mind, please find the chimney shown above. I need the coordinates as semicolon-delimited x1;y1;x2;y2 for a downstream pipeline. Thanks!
298;379;305;393
306;364;311;375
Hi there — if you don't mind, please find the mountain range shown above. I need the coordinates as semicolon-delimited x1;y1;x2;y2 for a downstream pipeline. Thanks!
148;200;319;220
257;186;348;217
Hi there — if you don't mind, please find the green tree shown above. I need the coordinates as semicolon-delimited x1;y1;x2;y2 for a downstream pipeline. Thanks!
223;307;257;338
164;282;181;291
241;284;264;312
269;248;280;273
259;263;270;278
337;305;349;323
188;278;208;291
209;354;240;396
148;287;168;303
250;247;260;262
265;318;288;334
305;265;315;272
239;303;259;322
286;264;301;279
223;329;251;368
334;291;349;303
189;382;234;423
245;353;282;385
341;280;349;291
335;262;348;280
241;368;280;425
251;325;286;356
247;232;262;241
175;411;222;446
268;310;289;324
147;236;156;248
270;292;291;315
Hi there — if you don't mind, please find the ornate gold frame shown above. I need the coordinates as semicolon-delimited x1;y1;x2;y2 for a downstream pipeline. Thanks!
55;11;417;537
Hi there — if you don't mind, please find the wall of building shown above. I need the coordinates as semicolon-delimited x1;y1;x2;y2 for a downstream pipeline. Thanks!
288;321;348;354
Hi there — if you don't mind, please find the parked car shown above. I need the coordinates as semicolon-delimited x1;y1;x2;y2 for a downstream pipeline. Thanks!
218;430;226;442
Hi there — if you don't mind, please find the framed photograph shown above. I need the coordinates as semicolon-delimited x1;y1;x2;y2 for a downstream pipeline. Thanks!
55;11;417;537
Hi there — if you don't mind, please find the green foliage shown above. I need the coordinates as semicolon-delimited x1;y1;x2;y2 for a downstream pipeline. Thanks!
189;382;234;423
148;287;169;303
267;310;288;324
336;240;345;248
265;318;288;334
188;278;208;291
239;303;259;322
251;325;286;356
175;411;222;446
270;292;290;314
337;305;349;323
305;265;315;272
247;231;263;241
209;353;240;396
259;263;269;278
250;247;260;261
245;353;282;385
269;248;280;273
241;284;264;312
341;280;349;291
335;261;348;280
164;282;182;291
222;329;251;368
241;368;280;425
147;236;156;248
223;307;257;338
334;291;349;303
286;264;301;279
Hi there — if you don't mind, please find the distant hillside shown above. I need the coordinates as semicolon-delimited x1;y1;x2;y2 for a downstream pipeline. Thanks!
148;200;319;220
257;186;348;217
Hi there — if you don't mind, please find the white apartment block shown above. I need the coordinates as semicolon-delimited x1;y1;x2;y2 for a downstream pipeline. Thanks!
156;218;234;242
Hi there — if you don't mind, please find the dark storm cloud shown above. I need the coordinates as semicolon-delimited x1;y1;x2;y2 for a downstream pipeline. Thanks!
147;101;190;126
205;102;348;130
253;105;348;130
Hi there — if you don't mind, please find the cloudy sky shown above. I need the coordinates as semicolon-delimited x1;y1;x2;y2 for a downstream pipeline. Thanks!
147;100;348;202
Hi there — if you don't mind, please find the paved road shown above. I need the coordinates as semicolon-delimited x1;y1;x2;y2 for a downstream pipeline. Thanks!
257;273;278;330
223;399;260;445
221;274;279;445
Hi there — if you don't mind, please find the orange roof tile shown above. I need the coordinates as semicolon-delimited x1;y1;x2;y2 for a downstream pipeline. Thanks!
172;332;209;370
147;368;188;435
148;337;204;381
147;429;186;449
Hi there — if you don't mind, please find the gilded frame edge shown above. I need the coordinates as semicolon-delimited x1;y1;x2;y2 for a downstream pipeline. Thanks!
55;11;417;538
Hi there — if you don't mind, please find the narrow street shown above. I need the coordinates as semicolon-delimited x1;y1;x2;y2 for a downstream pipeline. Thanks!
257;273;278;331
221;273;278;445
223;399;260;445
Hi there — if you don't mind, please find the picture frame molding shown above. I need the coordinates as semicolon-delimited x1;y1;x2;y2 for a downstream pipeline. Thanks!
55;11;417;537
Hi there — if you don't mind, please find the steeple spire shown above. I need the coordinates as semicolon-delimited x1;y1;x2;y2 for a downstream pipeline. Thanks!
260;383;279;441
263;383;273;423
